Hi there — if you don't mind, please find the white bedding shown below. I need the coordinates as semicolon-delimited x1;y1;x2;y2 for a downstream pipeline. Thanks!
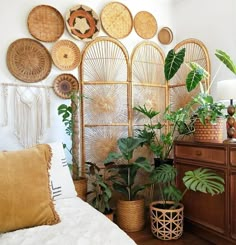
0;197;137;245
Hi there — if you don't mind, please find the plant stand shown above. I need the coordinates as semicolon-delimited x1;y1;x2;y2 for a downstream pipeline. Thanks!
117;199;145;232
150;201;184;240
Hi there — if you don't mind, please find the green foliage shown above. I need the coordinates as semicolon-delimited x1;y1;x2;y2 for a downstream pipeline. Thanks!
150;164;225;209
215;49;236;75
86;162;113;214
104;137;152;201
57;104;72;137
164;48;186;80
133;105;194;160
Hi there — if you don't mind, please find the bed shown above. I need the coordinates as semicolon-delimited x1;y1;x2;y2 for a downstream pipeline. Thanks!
0;142;137;245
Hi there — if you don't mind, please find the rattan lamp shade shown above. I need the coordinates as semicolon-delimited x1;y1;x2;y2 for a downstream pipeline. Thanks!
51;40;81;70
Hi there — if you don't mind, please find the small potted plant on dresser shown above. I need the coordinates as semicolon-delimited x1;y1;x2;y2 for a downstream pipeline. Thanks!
86;161;114;221
57;92;87;201
149;163;225;240
104;136;152;232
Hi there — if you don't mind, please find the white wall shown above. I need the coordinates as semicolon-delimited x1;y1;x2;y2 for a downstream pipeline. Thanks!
1;0;235;152
0;0;173;152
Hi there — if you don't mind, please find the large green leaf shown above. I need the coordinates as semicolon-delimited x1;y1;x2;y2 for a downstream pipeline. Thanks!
131;185;146;200
150;164;177;184
104;152;123;164
215;49;236;75
133;105;159;119
134;157;152;172
185;62;209;92
183;168;225;195
164;48;186;80
163;185;182;203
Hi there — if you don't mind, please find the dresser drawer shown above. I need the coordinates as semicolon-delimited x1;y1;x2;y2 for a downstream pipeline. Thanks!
175;144;226;165
229;147;236;166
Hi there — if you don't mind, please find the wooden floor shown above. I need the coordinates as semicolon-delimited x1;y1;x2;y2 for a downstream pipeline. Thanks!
126;225;213;245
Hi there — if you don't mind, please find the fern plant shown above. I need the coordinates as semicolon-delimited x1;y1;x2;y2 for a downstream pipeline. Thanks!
150;164;225;209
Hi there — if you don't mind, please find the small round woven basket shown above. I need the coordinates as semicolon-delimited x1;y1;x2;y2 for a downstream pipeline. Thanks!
73;178;87;201
193;118;224;143
116;199;145;232
51;40;81;70
158;27;173;45
150;201;184;240
27;5;64;42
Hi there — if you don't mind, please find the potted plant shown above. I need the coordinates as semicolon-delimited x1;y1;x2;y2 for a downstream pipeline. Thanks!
57;92;87;201
86;162;114;220
104;136;152;232
149;163;225;240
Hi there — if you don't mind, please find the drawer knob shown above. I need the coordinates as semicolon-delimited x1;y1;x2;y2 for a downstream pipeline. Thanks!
196;150;202;156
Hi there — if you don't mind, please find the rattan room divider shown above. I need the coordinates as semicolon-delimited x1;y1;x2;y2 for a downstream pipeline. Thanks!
79;37;210;170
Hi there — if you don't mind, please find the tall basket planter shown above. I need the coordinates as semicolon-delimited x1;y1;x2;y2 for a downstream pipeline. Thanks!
117;199;145;232
73;178;87;201
150;201;184;240
193;118;224;143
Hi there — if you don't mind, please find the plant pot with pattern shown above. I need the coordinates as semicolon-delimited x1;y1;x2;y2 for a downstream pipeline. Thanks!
57;92;88;201
149;164;225;240
104;136;152;232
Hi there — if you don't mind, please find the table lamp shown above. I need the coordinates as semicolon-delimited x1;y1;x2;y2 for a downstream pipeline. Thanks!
216;79;236;143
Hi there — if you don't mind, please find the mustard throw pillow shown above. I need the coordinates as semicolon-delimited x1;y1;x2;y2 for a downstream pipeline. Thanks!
0;144;60;233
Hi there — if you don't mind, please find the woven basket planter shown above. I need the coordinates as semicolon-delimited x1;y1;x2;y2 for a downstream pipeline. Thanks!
117;199;145;232
193;118;224;143
105;210;114;221
150;201;184;240
73;178;87;201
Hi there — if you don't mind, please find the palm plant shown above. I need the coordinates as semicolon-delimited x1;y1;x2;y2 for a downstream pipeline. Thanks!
150;163;225;209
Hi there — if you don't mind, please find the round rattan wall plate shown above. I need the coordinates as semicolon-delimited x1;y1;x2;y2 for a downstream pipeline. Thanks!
27;5;64;42
158;27;173;45
101;2;133;39
134;11;157;39
65;5;100;42
53;73;79;99
7;38;52;83
51;40;81;71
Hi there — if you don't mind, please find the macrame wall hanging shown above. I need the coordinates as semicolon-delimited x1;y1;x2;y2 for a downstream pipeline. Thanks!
0;83;51;148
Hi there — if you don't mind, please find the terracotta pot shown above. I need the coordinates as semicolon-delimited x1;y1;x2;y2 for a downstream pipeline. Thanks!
73;178;87;201
150;201;184;240
116;199;145;232
193;118;224;143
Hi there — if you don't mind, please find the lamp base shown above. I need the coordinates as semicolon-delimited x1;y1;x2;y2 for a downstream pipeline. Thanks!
223;138;236;144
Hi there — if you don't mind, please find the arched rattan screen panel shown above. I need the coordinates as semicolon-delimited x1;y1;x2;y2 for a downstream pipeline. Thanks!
168;38;210;111
80;37;129;164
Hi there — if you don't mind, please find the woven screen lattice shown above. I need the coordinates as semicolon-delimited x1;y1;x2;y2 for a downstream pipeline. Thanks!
80;37;129;164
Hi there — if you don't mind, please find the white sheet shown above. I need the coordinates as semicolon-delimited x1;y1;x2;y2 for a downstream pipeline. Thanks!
0;197;137;245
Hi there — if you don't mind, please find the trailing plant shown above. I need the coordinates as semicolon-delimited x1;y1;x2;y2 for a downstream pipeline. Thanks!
104;137;152;201
150;163;225;209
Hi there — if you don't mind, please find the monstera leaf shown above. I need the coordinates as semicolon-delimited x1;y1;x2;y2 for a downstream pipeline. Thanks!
164;48;186;80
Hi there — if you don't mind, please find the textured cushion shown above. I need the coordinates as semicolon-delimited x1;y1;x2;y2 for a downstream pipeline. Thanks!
48;142;77;200
0;144;60;233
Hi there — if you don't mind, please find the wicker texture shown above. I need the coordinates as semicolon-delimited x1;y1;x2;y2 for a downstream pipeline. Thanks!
101;2;133;39
193;118;224;143
27;5;64;42
73;178;87;201
53;73;79;99
66;5;100;42
150;201;184;240
158;27;173;45
117;199;145;232
134;11;157;39
7;38;52;83
51;40;81;70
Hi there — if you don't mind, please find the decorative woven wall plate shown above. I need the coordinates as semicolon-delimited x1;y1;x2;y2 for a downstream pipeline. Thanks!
158;27;173;45
101;2;133;39
51;40;81;70
134;11;157;39
53;74;79;99
7;38;52;83
27;5;64;42
65;5;100;42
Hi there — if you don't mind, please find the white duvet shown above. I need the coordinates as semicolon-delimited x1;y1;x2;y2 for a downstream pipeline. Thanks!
0;197;137;245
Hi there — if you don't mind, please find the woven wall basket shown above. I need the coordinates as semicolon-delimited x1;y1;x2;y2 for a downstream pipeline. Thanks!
7;38;52;83
193;118;224;143
116;199;145;232
27;5;64;42
150;201;184;240
51;40;81;70
158;27;173;45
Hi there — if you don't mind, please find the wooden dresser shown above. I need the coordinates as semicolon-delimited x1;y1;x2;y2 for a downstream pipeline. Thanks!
174;140;236;245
